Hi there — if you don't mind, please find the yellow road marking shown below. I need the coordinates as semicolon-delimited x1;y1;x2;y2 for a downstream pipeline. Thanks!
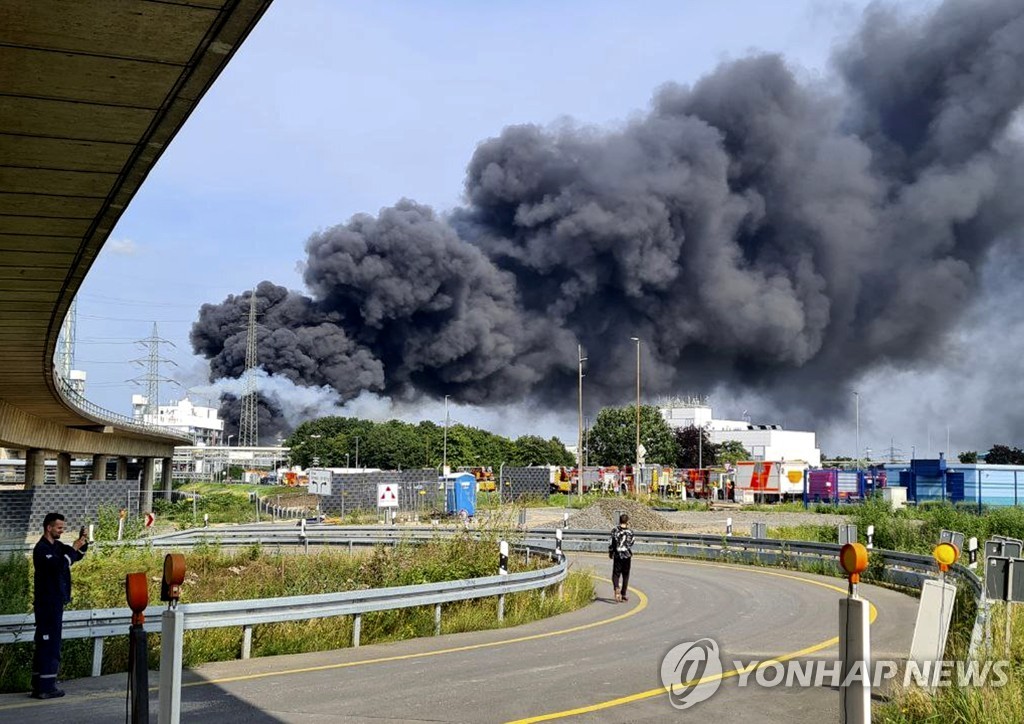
0;553;885;721
0;569;645;711
506;559;879;723
187;573;648;687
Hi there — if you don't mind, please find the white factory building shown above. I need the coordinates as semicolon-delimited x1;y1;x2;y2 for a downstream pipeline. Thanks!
132;395;225;446
660;398;821;467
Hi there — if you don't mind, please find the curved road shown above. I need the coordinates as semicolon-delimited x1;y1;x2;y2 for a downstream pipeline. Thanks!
0;555;917;722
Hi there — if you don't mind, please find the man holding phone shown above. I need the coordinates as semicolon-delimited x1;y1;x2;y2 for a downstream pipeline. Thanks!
31;512;88;699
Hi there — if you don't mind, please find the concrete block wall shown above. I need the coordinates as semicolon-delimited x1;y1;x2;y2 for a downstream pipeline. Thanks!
0;480;138;540
320;469;438;515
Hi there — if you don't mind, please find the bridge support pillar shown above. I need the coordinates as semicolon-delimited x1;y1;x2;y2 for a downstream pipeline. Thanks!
56;452;72;484
142;457;156;512
162;457;173;501
92;454;107;481
24;448;46;487
116;456;128;480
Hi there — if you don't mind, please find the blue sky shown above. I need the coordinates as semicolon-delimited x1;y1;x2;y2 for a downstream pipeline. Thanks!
77;0;990;457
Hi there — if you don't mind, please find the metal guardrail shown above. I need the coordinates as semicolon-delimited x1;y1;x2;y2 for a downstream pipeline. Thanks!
53;374;190;442
0;532;565;677
0;523;988;673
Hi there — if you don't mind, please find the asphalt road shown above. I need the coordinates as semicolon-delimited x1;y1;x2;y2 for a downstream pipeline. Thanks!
0;555;917;723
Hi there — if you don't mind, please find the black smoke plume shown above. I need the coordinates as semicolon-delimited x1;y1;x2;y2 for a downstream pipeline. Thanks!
192;0;1024;431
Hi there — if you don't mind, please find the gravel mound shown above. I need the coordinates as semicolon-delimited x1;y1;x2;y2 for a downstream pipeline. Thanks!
565;499;674;531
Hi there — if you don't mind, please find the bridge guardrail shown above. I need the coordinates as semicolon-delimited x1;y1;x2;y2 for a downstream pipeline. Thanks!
53;374;190;442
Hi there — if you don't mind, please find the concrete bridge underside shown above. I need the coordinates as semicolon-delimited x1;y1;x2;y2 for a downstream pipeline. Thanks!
0;0;272;482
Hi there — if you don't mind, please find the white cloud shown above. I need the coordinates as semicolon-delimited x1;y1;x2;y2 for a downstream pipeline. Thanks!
106;238;139;256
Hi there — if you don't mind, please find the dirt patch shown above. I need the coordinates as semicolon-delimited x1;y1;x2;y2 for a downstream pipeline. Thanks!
565;498;674;531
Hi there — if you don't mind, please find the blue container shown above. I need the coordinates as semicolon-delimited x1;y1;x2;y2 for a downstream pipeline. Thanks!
444;473;476;517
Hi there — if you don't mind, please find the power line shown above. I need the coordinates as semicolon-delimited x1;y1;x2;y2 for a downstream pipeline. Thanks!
80;314;193;323
128;322;180;416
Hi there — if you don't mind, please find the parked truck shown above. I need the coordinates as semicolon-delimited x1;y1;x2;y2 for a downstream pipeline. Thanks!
733;460;808;502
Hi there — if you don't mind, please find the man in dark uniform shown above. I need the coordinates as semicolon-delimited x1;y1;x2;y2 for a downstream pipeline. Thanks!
31;512;88;699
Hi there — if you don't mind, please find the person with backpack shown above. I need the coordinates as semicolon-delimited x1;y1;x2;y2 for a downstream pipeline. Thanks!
609;513;634;602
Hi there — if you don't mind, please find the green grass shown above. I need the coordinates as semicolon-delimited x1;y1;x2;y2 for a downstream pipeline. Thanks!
875;603;1024;723
767;524;838;543
0;534;592;693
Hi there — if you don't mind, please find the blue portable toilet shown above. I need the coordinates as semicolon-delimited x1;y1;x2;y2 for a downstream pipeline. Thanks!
443;472;476;517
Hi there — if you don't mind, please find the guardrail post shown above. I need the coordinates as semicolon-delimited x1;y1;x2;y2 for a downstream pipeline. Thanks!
241;625;252;659
838;543;871;724
434;603;442;636
159;606;185;724
91;636;104;677
498;540;509;622
839;596;871;723
353;614;362;648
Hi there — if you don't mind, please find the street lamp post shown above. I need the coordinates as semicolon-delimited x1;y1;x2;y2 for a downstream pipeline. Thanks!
577;344;587;498
355;436;360;470
698;424;703;470
443;395;450;475
853;391;860;471
630;336;641;482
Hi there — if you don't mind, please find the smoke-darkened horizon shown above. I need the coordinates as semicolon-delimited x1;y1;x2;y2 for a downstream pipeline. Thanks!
191;0;1024;436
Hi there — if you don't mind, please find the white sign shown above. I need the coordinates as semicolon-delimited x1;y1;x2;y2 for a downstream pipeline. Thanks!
377;483;399;508
308;468;332;496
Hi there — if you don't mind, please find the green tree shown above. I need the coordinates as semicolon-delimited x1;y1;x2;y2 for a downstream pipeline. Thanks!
360;420;423;470
285;416;374;467
985;445;1024;465
673;425;717;468
510;435;572;466
714;440;750;466
588;404;674;466
958;451;978;464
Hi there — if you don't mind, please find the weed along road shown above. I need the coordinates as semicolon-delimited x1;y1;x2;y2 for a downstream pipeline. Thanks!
0;554;917;723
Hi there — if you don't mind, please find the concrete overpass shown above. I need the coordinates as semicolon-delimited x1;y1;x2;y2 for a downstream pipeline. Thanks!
0;0;273;496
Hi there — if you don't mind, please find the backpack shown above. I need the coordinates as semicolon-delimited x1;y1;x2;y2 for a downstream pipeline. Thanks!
611;527;633;560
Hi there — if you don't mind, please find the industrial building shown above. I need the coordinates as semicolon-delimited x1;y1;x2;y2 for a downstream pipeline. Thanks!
132;395;225;446
885;455;1024;508
660;399;822;467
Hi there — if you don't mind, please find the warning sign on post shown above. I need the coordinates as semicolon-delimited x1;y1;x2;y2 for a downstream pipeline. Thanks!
377;483;399;508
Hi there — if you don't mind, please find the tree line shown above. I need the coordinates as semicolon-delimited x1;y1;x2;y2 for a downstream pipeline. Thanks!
960;445;1024;465
285;417;573;471
286;405;754;472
